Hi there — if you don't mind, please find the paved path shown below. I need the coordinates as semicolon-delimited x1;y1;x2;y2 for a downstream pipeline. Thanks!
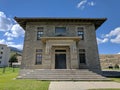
49;81;120;90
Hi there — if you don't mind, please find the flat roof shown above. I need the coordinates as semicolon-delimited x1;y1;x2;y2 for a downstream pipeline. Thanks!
14;17;107;30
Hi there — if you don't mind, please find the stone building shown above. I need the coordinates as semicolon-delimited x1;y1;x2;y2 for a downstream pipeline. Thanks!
0;44;10;67
15;17;107;80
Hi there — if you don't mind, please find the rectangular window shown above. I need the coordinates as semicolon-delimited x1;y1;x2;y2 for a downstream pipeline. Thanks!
79;54;86;64
37;27;43;40
79;49;86;64
77;27;84;40
36;49;42;64
1;52;3;54
0;56;2;59
55;27;66;36
0;61;1;64
36;54;42;64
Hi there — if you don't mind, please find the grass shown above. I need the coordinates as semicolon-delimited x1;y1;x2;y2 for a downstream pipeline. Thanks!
110;78;120;83
0;67;50;90
0;67;120;90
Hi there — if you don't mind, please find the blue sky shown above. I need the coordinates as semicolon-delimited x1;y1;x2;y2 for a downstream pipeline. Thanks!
0;0;120;54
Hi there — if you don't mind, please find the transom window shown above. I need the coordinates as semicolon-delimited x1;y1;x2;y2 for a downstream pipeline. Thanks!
36;49;42;64
79;49;85;53
37;27;44;40
55;50;66;52
77;27;84;40
55;27;66;36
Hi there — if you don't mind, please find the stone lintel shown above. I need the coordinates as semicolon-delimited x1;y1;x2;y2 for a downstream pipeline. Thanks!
41;37;80;43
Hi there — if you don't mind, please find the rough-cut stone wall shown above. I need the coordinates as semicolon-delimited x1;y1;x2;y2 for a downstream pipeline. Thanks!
85;24;101;72
21;21;101;72
100;54;120;69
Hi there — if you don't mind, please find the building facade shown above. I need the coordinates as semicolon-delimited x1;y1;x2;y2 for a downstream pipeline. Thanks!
0;44;10;67
15;17;106;73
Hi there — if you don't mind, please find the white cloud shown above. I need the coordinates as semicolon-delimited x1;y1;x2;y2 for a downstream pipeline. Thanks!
88;1;95;6
8;44;23;50
7;37;13;41
105;27;120;37
97;38;108;44
110;35;120;44
77;0;96;9
77;0;87;9
4;24;25;40
0;11;12;31
0;11;24;50
117;52;120;54
0;39;6;44
105;27;120;44
0;11;24;41
0;39;23;50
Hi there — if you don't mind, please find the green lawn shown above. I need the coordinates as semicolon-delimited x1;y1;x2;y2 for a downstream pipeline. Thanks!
0;67;50;90
0;67;120;90
110;78;120;83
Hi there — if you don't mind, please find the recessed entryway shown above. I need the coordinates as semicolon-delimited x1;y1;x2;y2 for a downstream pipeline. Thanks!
55;54;66;69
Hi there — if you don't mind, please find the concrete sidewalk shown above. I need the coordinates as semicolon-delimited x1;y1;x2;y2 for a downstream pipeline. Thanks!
49;81;120;90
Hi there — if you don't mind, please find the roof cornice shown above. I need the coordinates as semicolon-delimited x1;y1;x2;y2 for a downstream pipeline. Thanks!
14;17;107;30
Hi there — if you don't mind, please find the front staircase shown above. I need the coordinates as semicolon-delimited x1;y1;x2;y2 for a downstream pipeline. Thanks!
17;69;109;81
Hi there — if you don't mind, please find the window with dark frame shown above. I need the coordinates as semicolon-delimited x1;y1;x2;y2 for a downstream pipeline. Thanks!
55;27;66;36
36;49;42;64
1;52;3;54
0;56;2;59
37;27;43;40
79;49;86;64
77;27;84;40
79;53;86;64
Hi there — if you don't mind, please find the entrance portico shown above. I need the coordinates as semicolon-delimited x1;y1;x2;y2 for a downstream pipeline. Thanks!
41;37;80;69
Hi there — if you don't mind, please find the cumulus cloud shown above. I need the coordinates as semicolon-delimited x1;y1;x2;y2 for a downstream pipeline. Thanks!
105;27;120;37
0;11;12;31
0;11;24;50
4;24;25;40
77;0;96;9
97;38;108;44
0;39;23;50
0;39;6;44
105;27;120;44
8;44;23;50
0;11;24;41
110;35;120;44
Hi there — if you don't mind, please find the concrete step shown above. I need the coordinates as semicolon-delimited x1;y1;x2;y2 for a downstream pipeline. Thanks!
17;69;109;81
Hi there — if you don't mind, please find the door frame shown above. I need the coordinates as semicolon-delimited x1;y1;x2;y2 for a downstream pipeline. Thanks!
55;53;66;69
51;46;70;69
